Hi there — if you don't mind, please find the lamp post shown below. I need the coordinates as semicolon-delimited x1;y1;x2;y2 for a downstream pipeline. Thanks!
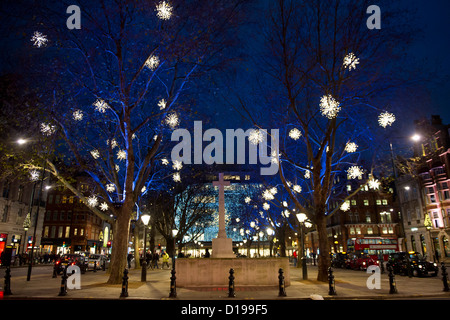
140;213;150;282
169;228;178;298
296;213;308;280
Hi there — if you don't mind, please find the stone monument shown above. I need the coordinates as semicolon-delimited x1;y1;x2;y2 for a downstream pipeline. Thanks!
211;173;235;258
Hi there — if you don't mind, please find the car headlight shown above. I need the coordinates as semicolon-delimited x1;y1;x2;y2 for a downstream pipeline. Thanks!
434;263;437;267
418;265;422;269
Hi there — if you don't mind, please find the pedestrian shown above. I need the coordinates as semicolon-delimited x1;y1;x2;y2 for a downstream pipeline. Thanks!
204;248;210;258
293;250;298;267
127;252;133;268
152;251;160;269
146;250;152;269
162;251;170;269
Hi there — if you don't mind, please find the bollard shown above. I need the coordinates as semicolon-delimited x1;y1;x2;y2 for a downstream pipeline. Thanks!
94;261;97;272
102;260;106;271
169;268;177;298
228;268;236;298
441;263;449;292
4;266;12;296
328;267;337;296
120;268;129;298
58;266;68;296
379;259;385;274
52;265;57;278
278;268;287;297
387;264;397;294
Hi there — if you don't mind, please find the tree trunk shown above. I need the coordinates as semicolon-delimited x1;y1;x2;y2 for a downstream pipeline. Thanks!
107;204;132;284
316;213;330;282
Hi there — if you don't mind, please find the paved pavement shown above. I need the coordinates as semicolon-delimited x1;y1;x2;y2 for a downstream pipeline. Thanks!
1;262;449;301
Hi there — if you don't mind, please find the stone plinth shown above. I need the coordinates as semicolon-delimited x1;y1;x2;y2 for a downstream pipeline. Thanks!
176;258;290;287
211;238;235;258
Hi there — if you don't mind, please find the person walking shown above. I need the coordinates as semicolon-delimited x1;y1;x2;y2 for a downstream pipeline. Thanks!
152;251;160;269
161;251;170;269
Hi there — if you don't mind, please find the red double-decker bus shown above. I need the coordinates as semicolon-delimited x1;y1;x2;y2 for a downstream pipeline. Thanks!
347;237;399;261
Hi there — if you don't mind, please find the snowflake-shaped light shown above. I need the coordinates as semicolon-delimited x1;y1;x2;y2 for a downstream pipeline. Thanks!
378;111;396;128
100;202;109;211
319;94;341;119
72;110;84;121
368;178;381;190
343;52;360;71
161;158;169;165
155;1;173;20
90;149;100;159
141;186;147;193
158;99;167;110
87;195;98;207
145;55;160;70
248;129;264;145
293;185;302;193
29;170;40;182
172;160;183;170
347;165;364;179
263;202;270;210
244;196;251;204
93;99;109;113
270;150;280;164
304;170;311;179
117;149;127;161
115;164;120;172
40;123;56;136
107;139;118;149
106;184;115;193
270;187;277;194
31;31;48;48
340;201;350;212
165;112;179;128
262;189;274;201
345;142;358;153
289;128;302;140
173;172;181;182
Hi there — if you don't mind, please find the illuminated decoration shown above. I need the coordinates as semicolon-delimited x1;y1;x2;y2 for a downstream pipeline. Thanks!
106;184;115;193
347;165;364;179
29;170;40;182
244;196;251;204
165;112;179;128
319;94;341;119
158;99;167;110
141;186;147;193
72;109;84;121
293;185;302;193
262;189;274;201
31;31;48;48
172;160;183;170
304;170;310;179
115;164;120;172
132;133;137;140
378;111;396;128
343;52;360;71
100;202;109;211
161;158;169;165
345;142;358;153
93;99;109;113
155;1;173;20
90;149;100;159
87;195;98;207
248;129;264;145
40;123;56;136
117;149;127;161
270;150;280;164
368;178;381;190
145;55;160;70
173;172;181;182
263;202;270;210
269;187;277;195
107;139;118;149
289;128;302;140
340;201;350;212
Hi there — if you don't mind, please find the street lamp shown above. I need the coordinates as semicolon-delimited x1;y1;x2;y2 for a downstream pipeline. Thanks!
296;213;308;280
140;213;150;282
169;228;178;298
411;134;421;142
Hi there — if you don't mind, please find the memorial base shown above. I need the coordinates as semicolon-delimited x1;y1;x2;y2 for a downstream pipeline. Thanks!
211;237;235;258
176;258;290;287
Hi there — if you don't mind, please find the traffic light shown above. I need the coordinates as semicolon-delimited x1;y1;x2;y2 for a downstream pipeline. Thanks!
158;243;161;250
107;241;111;248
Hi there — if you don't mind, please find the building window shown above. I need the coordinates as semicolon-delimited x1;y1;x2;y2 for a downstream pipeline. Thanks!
347;185;352;191
364;199;369;206
351;200;357;206
17;185;24;202
382;227;388;234
429;194;436;203
366;213;371;223
50;226;56;238
376;200;382;205
43;226;49;238
74;228;78;236
58;227;63;238
350;227;355;235
443;190;450;200
356;227;361;235
65;226;70;238
367;227;373;235
382;199;388;205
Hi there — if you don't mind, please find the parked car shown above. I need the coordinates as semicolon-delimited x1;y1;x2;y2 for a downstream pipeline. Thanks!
331;252;349;268
388;252;438;277
87;254;109;270
54;254;88;275
346;252;379;270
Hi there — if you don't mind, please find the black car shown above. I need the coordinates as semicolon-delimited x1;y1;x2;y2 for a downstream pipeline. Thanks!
331;252;349;268
388;252;438;277
54;254;88;275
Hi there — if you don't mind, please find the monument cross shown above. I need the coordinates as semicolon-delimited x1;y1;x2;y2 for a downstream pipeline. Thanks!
213;173;230;239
